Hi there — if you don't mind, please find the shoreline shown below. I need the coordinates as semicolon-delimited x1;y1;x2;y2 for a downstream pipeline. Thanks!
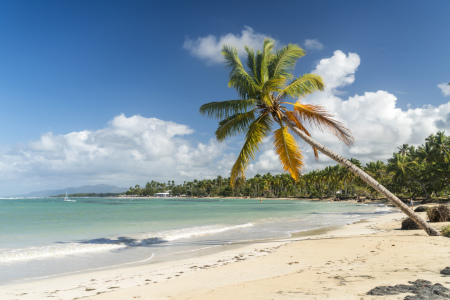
1;209;448;299
116;195;395;206
0;198;386;286
0;205;383;284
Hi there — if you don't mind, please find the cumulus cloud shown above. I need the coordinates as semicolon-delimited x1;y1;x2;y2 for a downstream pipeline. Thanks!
304;39;323;51
438;83;450;96
313;50;360;91
183;26;272;65
248;50;450;174
0;114;230;195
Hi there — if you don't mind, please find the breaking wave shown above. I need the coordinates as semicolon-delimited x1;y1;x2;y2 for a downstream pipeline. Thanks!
0;223;253;264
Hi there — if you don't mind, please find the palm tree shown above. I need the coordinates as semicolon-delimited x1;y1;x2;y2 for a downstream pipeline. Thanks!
429;131;450;163
365;161;384;178
397;144;410;156
362;161;386;196
388;153;429;199
200;38;439;236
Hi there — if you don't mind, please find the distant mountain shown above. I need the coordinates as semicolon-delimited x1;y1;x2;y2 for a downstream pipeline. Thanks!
12;184;128;197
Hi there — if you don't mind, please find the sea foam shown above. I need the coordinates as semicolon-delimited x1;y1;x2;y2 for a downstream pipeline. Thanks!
0;243;127;264
0;223;253;264
139;223;253;243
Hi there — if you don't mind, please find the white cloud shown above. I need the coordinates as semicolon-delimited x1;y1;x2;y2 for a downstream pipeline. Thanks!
0;114;230;195
183;26;272;65
304;39;323;51
250;51;450;173
313;50;360;91
438;82;450;96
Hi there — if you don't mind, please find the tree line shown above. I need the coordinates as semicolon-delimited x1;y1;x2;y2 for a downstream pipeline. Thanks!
125;131;450;200
53;193;123;197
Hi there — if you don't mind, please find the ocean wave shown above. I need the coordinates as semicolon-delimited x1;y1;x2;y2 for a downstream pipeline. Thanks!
0;223;254;264
138;223;254;244
0;243;127;264
375;206;393;212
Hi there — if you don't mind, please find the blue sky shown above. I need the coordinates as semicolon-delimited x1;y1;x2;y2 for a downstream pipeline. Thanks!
0;0;449;195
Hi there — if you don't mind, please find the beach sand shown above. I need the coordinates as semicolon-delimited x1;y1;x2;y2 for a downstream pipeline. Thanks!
1;211;449;300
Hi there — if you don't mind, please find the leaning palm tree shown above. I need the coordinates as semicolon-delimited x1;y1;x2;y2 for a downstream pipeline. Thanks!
200;38;440;236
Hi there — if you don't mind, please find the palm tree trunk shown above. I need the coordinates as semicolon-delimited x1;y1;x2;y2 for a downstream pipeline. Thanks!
281;113;440;236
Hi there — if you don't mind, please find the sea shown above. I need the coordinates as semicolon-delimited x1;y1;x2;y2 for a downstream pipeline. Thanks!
0;197;392;285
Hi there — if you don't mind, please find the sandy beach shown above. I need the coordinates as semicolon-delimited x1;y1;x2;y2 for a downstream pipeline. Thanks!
1;209;449;300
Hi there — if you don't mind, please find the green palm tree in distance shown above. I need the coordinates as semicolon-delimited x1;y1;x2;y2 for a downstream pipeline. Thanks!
200;38;440;236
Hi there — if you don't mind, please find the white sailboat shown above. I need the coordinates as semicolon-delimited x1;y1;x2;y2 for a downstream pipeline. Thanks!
63;191;75;202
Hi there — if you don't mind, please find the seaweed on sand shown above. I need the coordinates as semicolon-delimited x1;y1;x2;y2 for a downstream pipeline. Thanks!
427;204;450;222
367;279;450;299
401;217;421;230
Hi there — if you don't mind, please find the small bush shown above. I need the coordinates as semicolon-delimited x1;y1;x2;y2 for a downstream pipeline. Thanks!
441;226;450;237
401;217;421;230
414;206;427;212
426;204;450;222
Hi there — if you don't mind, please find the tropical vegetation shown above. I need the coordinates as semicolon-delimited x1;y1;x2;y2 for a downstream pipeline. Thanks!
52;193;123;197
442;225;450;237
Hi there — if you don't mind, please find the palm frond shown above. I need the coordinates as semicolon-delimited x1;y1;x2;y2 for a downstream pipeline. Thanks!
244;46;258;84
222;45;246;73
263;77;287;96
269;43;306;80
273;126;303;181
263;44;307;94
199;99;256;120
215;110;256;141
255;49;263;85
230;114;273;186
291;102;354;146
259;38;275;85
222;45;259;99
278;73;325;100
284;110;319;160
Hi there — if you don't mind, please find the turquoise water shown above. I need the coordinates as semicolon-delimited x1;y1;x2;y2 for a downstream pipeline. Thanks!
0;197;391;285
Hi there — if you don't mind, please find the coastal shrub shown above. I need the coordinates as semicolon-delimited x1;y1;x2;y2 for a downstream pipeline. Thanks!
309;191;321;198
414;206;427;212
401;218;421;230
426;204;450;222
441;226;450;237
